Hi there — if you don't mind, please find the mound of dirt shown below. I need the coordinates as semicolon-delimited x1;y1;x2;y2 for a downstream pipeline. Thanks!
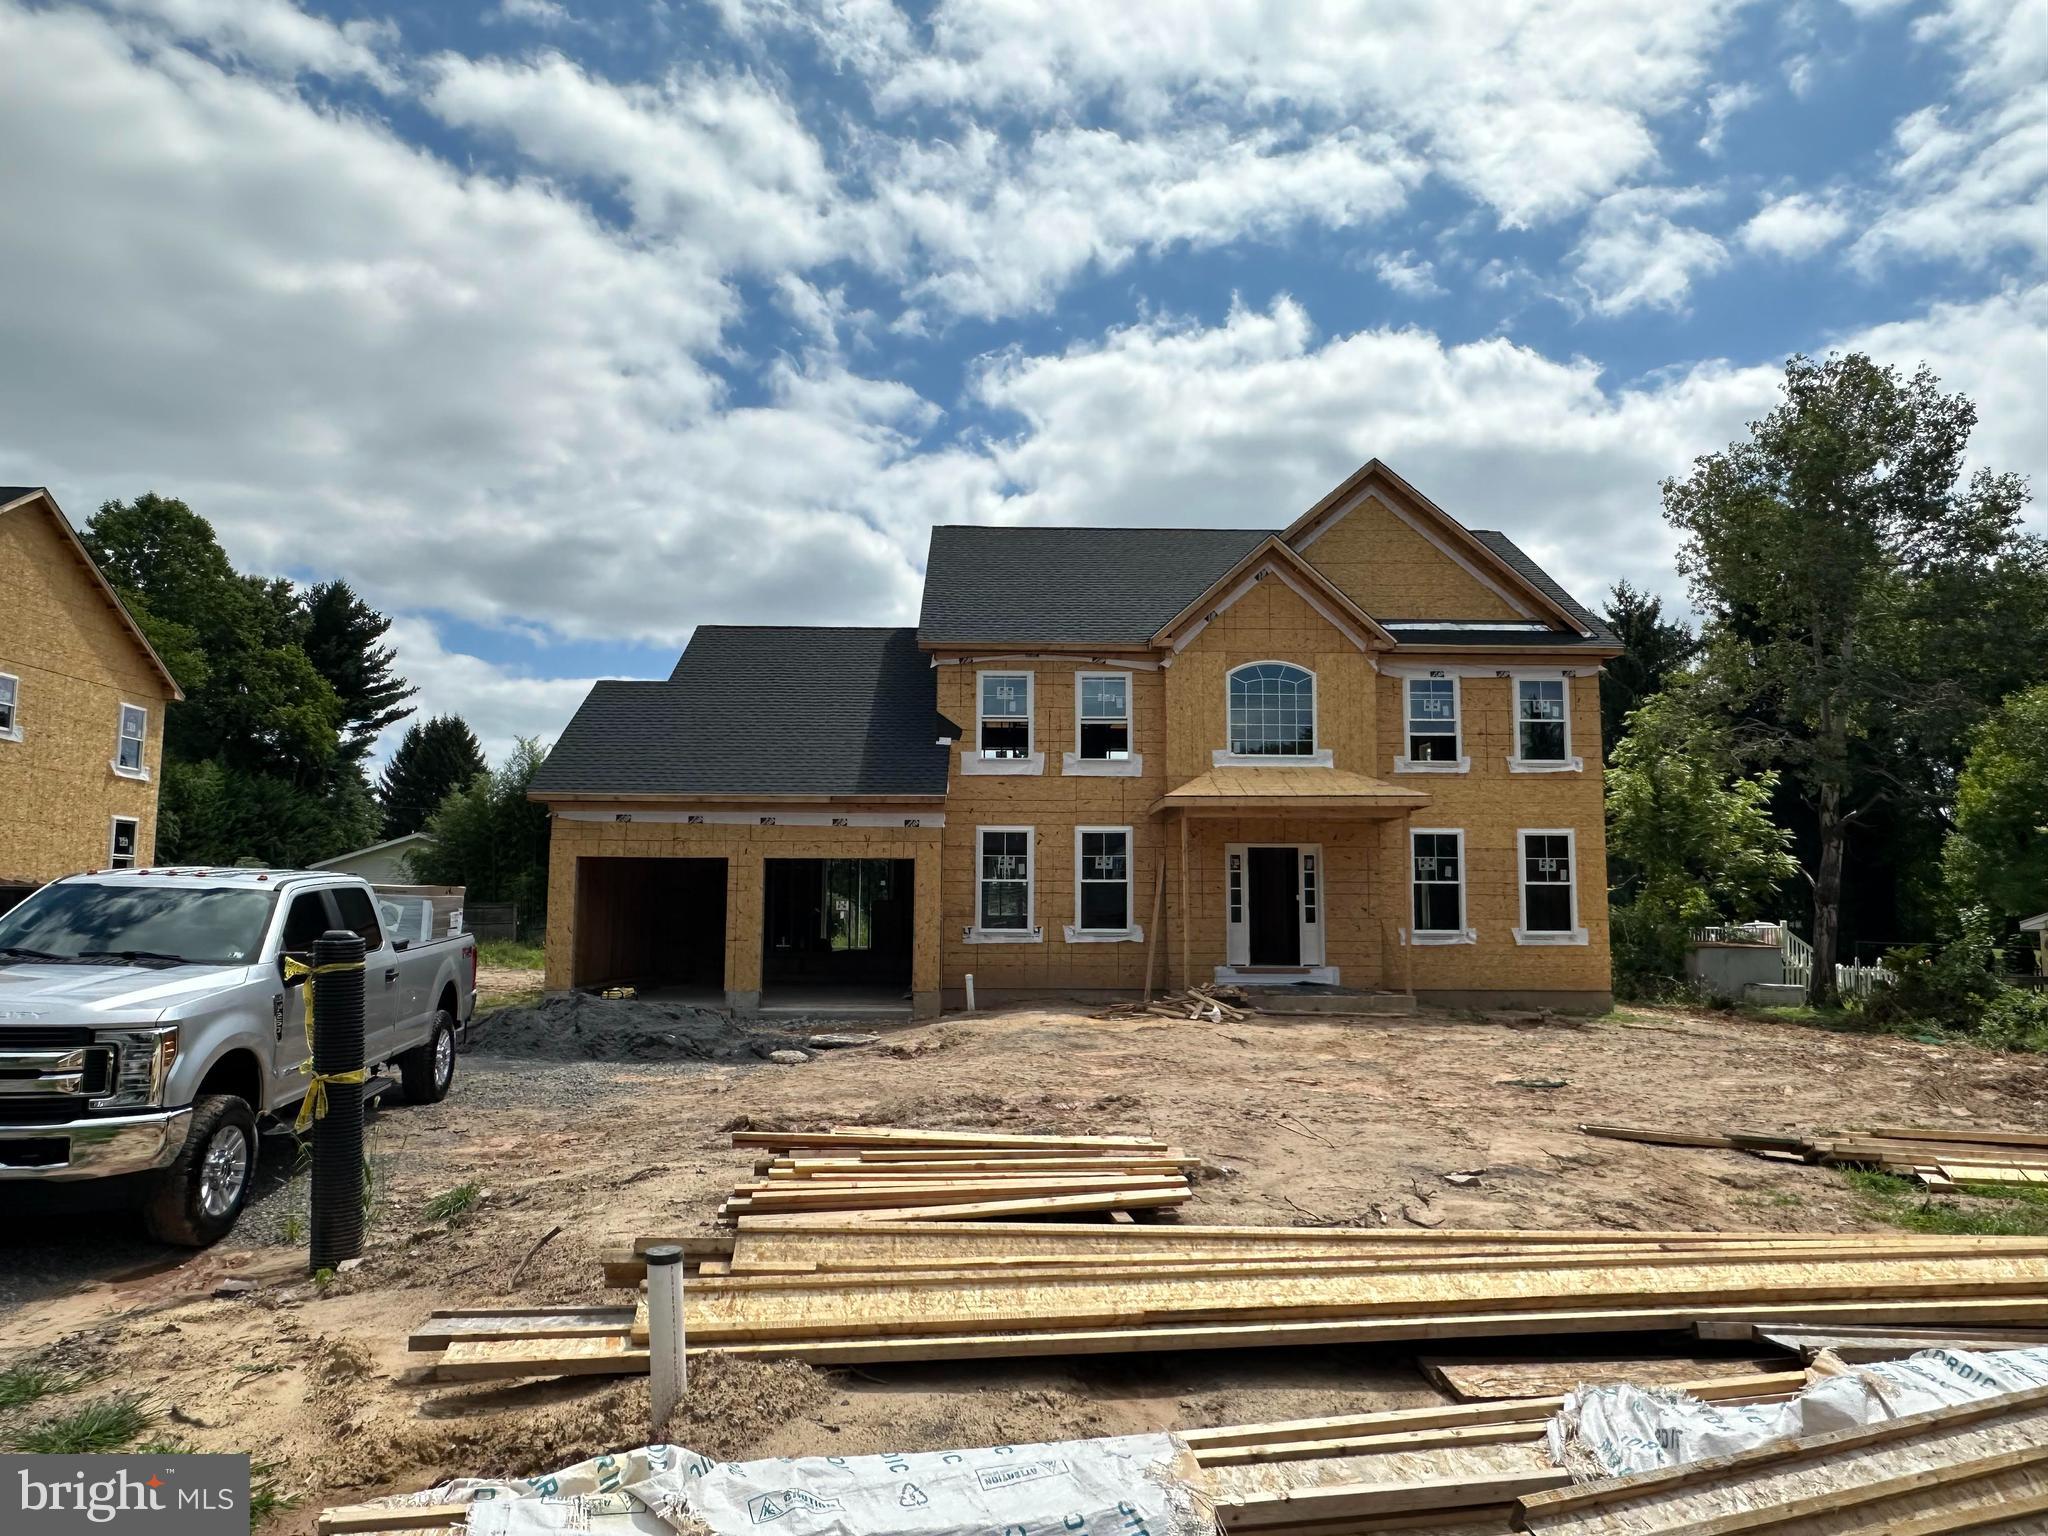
471;992;809;1063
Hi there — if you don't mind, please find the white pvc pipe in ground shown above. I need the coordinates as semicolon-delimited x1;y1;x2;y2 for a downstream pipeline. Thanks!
965;973;976;1011
646;1244;686;1437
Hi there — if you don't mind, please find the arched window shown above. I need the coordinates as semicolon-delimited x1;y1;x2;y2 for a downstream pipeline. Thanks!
1227;662;1316;757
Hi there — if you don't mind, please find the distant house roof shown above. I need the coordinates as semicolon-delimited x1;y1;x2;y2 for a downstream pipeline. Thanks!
918;525;1270;648
0;486;185;699
532;626;949;800
308;831;436;870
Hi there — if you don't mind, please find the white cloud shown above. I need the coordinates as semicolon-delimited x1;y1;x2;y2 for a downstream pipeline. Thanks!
874;124;1421;318
746;0;1752;230
103;0;396;84
1740;191;1851;257
496;0;570;24
1372;251;1445;299
1699;81;1759;152
423;50;848;272
377;618;598;768
1570;188;1729;314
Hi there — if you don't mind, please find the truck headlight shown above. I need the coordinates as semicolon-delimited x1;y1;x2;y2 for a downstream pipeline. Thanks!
92;1027;179;1110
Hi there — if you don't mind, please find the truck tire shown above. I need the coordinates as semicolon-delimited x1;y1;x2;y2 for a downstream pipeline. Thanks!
398;1012;457;1105
143;1094;258;1247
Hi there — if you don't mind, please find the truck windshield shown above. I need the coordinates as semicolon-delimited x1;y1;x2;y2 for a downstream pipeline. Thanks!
0;885;278;966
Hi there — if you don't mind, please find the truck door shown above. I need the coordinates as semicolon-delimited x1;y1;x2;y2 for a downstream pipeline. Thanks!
329;883;414;1063
273;887;338;1104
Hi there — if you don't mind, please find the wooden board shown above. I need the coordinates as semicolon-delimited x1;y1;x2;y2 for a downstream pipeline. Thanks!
730;1129;1172;1151
407;1308;636;1351
1579;1124;1744;1150
431;1335;649;1381
316;1505;467;1533
1417;1355;1789;1402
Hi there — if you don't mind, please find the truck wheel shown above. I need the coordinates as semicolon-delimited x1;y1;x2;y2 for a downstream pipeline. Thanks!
399;1013;457;1105
143;1094;258;1247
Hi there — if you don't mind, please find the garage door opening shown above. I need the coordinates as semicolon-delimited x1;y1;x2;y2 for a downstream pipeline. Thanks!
571;856;726;999
763;858;913;1013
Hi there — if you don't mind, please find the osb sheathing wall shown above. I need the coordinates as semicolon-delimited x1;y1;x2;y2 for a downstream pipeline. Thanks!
1298;491;1527;621
1372;669;1611;1004
543;811;944;1011
936;654;1168;995
0;502;170;886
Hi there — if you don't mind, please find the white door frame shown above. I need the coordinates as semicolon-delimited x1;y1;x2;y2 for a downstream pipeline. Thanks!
1222;841;1329;978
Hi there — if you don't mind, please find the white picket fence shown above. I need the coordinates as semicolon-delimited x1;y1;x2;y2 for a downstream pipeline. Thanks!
1689;919;1889;998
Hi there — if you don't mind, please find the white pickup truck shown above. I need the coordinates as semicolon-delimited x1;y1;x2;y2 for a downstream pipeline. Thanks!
0;867;475;1245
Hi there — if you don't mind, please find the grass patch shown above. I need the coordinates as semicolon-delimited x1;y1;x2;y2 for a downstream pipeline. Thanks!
1842;1168;2048;1237
249;1460;294;1527
7;1392;155;1453
477;938;544;971
0;1364;99;1410
422;1180;483;1221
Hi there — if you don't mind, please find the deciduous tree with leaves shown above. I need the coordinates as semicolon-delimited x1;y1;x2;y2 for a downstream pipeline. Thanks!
1663;353;2036;1004
1945;682;2048;928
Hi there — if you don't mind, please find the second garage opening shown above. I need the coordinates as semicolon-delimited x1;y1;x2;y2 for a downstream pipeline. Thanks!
762;857;913;1012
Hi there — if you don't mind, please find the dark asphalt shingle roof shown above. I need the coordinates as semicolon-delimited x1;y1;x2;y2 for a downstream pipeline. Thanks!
532;626;948;798
917;525;1271;647
1469;531;1614;643
0;486;41;504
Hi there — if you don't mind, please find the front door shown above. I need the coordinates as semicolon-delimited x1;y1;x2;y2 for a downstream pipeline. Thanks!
1247;846;1302;966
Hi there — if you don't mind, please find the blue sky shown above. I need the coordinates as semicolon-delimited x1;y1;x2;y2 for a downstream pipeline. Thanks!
3;0;2045;764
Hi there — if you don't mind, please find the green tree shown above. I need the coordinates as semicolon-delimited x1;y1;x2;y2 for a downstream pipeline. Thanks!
302;580;416;769
409;740;552;929
1605;692;1799;986
1946;683;2048;926
378;715;487;838
1598;581;1697;763
1663;352;2036;1003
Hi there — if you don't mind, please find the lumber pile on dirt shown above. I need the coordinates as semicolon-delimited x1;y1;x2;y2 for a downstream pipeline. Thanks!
410;1225;2048;1381
716;1126;1198;1222
1582;1121;2048;1191
1095;984;1252;1022
1517;1381;2048;1534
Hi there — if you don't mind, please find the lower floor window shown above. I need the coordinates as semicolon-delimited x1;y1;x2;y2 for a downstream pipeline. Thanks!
978;828;1031;930
1411;830;1464;933
1520;831;1576;933
108;817;139;869
1076;828;1131;931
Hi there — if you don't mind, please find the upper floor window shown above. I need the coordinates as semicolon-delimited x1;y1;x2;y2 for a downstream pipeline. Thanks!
1407;678;1460;762
978;673;1032;759
1077;674;1130;760
1515;678;1568;763
114;704;149;778
1228;663;1316;757
0;673;17;741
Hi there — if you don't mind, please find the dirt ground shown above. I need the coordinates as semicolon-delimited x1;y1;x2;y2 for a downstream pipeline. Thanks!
2;999;2043;1530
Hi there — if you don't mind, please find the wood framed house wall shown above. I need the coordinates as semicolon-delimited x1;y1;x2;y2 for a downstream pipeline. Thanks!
532;460;1621;1016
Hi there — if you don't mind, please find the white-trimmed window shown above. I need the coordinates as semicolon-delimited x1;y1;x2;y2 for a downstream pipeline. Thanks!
108;817;139;870
1397;676;1468;773
978;672;1032;758
114;703;149;778
1410;829;1473;943
1219;662;1330;766
1516;829;1587;944
968;826;1038;942
0;673;17;741
1510;676;1580;771
1077;674;1130;760
1068;826;1139;941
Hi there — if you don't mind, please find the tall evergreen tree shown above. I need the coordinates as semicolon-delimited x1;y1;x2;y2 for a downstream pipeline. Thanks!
1598;580;1698;763
379;715;488;838
302;580;416;769
410;740;553;929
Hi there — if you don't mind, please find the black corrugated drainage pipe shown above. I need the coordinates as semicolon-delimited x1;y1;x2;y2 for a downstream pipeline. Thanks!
309;927;367;1272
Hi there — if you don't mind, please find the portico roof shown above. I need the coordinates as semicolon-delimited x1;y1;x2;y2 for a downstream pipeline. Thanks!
1151;766;1429;818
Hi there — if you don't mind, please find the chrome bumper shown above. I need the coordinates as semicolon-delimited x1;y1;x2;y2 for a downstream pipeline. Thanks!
0;1107;192;1180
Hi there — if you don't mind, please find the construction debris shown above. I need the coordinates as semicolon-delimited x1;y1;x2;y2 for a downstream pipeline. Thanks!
1581;1121;2048;1190
1096;985;1253;1023
715;1124;1197;1223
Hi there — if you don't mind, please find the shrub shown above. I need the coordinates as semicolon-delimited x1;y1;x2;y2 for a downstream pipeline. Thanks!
1979;986;2048;1053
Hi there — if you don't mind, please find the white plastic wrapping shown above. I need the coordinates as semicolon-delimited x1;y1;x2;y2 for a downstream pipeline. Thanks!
1549;1345;2048;1479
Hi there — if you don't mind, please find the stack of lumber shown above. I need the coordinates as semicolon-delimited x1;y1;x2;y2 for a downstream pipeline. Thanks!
1581;1122;2048;1191
1095;984;1253;1022
718;1126;1198;1222
1515;1380;2048;1534
412;1225;2048;1382
1699;1318;2048;1363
